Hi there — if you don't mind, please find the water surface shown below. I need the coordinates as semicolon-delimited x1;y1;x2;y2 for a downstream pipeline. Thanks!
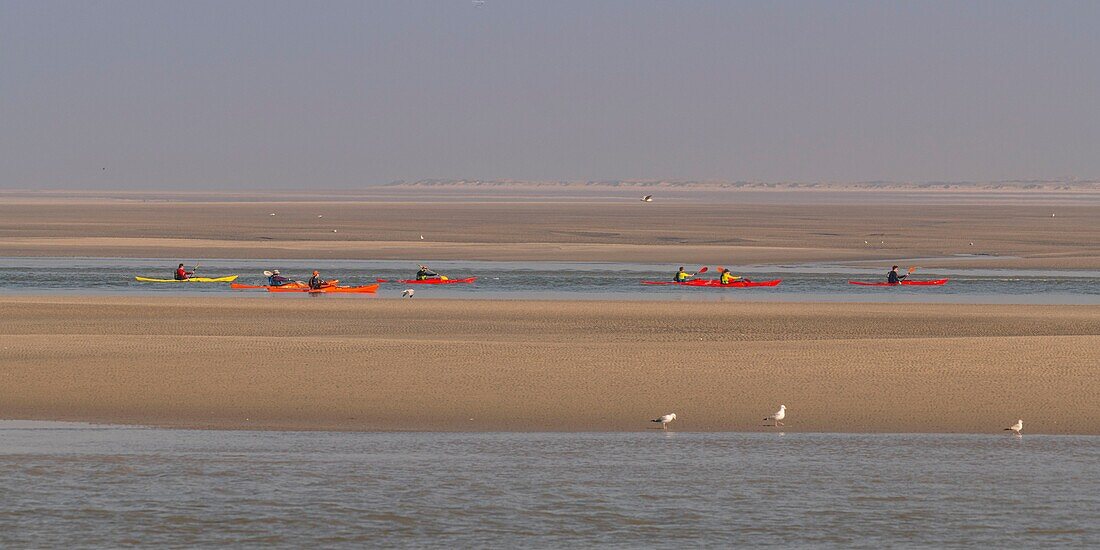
1;421;1097;547
1;257;1098;304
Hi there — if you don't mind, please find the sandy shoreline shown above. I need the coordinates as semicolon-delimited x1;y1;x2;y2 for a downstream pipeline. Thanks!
1;296;1096;433
1;189;1098;268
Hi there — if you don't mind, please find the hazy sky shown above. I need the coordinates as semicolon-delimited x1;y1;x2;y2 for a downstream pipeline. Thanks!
2;1;1099;188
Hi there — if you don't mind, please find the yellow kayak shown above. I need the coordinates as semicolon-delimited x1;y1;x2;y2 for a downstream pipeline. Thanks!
135;275;239;283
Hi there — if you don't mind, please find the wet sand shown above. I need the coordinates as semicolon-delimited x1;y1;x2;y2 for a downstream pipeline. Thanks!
1;188;1098;268
1;296;1096;433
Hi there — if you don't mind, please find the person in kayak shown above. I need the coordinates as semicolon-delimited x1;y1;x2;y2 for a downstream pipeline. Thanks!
719;268;741;285
887;265;908;284
674;267;693;282
308;270;327;290
267;269;293;287
416;265;441;281
174;263;193;280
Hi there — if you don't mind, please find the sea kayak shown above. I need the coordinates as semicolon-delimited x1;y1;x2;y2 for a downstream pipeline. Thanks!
135;275;238;283
377;277;478;285
231;280;338;290
641;279;782;288
266;283;379;294
848;279;949;286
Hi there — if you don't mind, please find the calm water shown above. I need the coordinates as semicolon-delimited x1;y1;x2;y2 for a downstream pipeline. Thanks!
1;257;1099;304
0;421;1097;547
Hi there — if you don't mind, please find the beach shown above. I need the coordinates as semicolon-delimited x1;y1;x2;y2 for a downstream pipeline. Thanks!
2;295;1097;433
1;187;1098;268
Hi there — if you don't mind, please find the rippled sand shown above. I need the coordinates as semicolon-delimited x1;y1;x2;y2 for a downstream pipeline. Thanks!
1;296;1096;433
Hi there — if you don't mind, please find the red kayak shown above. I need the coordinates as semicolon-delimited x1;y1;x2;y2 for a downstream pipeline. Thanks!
266;283;379;294
848;279;949;286
377;277;477;285
641;279;782;288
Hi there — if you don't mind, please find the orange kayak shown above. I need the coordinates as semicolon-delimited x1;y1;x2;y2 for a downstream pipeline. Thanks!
232;280;339;290
265;283;379;294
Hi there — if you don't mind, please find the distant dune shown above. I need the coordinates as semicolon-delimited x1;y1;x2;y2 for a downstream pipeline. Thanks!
385;178;1100;192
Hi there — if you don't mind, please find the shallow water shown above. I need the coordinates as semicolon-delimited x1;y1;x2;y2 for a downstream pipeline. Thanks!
0;421;1096;547
1;257;1099;304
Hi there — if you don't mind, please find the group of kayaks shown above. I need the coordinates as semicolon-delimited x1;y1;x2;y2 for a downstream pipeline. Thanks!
134;272;480;294
135;265;949;292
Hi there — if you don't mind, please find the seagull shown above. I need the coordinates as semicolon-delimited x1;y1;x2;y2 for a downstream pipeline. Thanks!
970;242;974;246
317;215;323;218
864;240;869;244
651;413;676;430
419;235;424;240
270;213;276;216
402;289;414;298
1005;419;1023;435
332;229;338;233
764;405;786;427
641;195;653;202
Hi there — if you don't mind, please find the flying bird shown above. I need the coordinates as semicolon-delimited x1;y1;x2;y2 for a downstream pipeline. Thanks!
764;405;786;427
641;195;653;202
402;289;414;298
1005;419;1023;435
651;413;677;430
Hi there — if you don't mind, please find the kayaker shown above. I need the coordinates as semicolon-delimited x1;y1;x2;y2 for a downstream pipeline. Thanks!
267;269;292;287
308;270;327;290
174;263;193;280
719;268;740;285
416;265;440;281
887;265;907;284
674;267;692;282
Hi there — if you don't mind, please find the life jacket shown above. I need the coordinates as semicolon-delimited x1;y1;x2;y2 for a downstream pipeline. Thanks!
888;271;900;284
674;271;687;282
416;271;427;280
721;271;733;284
175;268;187;280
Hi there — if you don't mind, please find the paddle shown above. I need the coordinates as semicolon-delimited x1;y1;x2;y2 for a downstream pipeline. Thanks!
905;266;917;281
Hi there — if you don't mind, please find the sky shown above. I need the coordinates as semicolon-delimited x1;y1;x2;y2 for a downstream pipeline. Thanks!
2;0;1099;189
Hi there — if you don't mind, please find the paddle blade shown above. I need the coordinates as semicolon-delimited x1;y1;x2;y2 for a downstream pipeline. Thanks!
263;270;273;277
907;266;918;274
698;266;708;273
376;278;389;283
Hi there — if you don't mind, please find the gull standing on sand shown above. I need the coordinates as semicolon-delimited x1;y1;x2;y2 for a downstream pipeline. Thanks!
652;413;676;429
764;405;786;427
1005;419;1023;435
